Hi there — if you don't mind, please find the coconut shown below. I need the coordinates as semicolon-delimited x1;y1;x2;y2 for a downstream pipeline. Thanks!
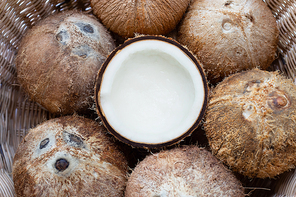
125;146;245;196
15;10;116;115
177;0;279;84
12;116;128;196
95;35;208;148
204;68;296;178
90;0;191;38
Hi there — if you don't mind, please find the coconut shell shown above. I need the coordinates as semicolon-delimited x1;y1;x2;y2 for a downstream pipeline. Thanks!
204;68;296;178
125;146;245;196
90;0;191;38
15;10;116;115
177;0;278;84
94;35;208;148
12;116;128;196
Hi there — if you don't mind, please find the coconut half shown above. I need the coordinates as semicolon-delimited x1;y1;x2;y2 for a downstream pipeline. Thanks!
95;36;208;148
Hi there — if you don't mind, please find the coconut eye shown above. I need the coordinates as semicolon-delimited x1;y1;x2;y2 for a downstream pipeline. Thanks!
222;18;232;31
63;131;84;148
268;91;289;110
56;30;69;45
224;0;232;6
243;80;261;93
40;138;50;149
55;158;69;172
76;22;94;34
83;24;94;33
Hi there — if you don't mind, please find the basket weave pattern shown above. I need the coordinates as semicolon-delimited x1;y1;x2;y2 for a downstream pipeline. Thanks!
265;0;296;80
0;0;295;196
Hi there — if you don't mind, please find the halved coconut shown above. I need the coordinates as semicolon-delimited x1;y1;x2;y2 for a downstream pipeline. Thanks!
95;36;208;148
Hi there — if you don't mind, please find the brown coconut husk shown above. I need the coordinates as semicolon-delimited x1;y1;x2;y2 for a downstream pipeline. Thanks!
13;115;128;196
204;68;296;179
90;0;191;38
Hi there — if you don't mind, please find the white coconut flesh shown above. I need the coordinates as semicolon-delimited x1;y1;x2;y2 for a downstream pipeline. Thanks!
98;37;207;147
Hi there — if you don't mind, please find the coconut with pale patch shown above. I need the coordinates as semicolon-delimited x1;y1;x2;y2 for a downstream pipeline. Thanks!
12;116;128;196
95;36;208;148
90;0;191;38
125;146;245;196
204;68;296;178
177;0;278;84
15;11;116;115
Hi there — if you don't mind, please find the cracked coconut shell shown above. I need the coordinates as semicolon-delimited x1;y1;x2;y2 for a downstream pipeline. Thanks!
204;68;296;178
15;11;116;115
12;116;128;197
125;146;245;196
177;0;278;84
90;0;191;38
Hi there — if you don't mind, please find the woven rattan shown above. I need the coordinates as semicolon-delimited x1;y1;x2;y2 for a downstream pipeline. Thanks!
0;0;295;196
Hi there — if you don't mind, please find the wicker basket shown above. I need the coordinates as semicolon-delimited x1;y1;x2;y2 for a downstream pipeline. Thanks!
0;0;295;196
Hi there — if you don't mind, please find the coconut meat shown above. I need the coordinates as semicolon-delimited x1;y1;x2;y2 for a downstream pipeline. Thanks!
100;40;205;145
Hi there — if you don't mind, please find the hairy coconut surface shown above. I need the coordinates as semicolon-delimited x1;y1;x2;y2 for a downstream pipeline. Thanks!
15;10;116;115
177;0;278;84
95;35;208;148
125;146;245;196
204;68;296;178
12;116;128;197
90;0;191;38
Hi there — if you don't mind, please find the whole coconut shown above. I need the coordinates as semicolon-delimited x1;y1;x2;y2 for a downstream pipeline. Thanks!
12;116;128;196
15;11;116;115
204;68;296;178
177;0;278;84
125;146;245;196
90;0;191;38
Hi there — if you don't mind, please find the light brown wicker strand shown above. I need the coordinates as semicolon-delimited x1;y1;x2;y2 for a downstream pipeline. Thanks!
0;59;16;86
284;44;296;79
0;0;59;175
0;42;17;86
1;143;14;174
264;0;296;80
276;3;296;53
54;0;92;12
0;169;15;197
0;0;54;51
264;0;295;19
271;170;296;196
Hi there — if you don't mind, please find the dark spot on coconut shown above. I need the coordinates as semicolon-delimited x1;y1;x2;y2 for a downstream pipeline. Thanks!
83;24;94;33
245;13;254;23
76;22;94;34
224;1;232;6
55;158;69;171
270;145;274;150
268;91;289;110
56;30;69;45
72;45;93;58
243;80;261;93
269;96;288;109
273;96;288;108
39;138;50;149
63;131;84;148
